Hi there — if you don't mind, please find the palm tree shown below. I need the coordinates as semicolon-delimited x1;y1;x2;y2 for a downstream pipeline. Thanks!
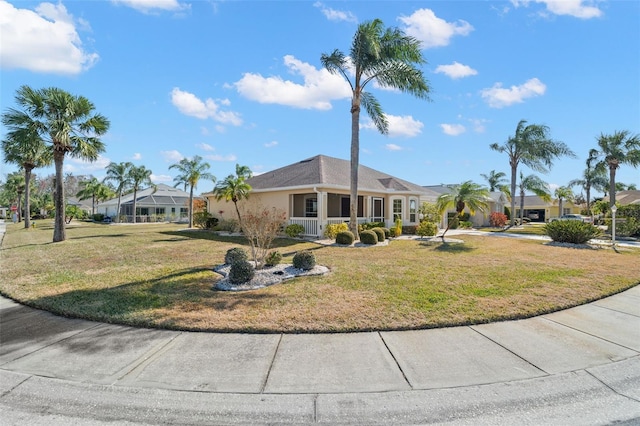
2;127;52;228
76;177;101;216
169;155;215;228
1;85;109;242
321;19;431;238
591;130;640;207
568;152;607;216
128;165;154;223
104;161;133;223
516;173;551;223
554;186;574;217
436;181;489;240
212;164;252;229
490;119;575;226
4;172;25;222
480;170;508;192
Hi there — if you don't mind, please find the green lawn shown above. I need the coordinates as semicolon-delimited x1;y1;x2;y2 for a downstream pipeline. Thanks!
1;220;638;333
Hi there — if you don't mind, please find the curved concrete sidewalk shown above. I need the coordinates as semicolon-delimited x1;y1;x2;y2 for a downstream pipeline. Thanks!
1;287;639;425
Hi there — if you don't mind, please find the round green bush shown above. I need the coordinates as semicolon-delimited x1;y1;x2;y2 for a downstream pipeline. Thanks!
544;220;602;244
265;251;282;266
335;230;355;245
380;227;390;239
285;224;305;238
371;227;386;242
359;229;378;245
224;247;248;265
228;260;255;284
417;221;438;237
292;250;316;270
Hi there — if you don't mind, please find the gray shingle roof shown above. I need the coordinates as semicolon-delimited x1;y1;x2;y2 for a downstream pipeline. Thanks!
247;155;439;197
100;183;199;207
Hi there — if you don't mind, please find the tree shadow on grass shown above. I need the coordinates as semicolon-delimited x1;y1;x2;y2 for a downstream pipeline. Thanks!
418;241;476;253
27;266;279;330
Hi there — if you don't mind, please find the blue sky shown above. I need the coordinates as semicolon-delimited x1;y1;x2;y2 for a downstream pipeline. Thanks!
1;0;639;196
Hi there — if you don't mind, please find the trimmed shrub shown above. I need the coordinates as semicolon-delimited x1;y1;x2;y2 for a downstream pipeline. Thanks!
359;230;378;245
544;220;602;244
335;230;355;245
380;227;390;239
459;221;473;229
324;222;349;240
92;213;105;222
416;221;437;237
218;219;239;232
293;250;316;270
285;223;305;238
264;250;282;266
393;218;402;237
612;217;640;238
371;227;386;242
228;260;255;284
490;212;508;227
359;222;386;232
224;247;248;265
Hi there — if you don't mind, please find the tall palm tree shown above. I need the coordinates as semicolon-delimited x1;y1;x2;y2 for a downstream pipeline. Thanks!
76;177;101;216
490;119;575;226
436;181;489;240
104;161;133;223
321;19;431;238
169;155;215;228
516;173;551;223
591;130;640;207
2;127;52;228
480;170;508;192
554;186;574;217
568;152;607;216
1;85;109;242
212;165;252;229
128;165;154;223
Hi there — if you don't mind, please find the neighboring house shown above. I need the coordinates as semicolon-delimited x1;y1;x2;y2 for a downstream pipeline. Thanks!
97;183;201;223
203;154;440;237
616;190;640;206
66;197;94;216
423;185;507;228
0;206;8;219
514;195;581;222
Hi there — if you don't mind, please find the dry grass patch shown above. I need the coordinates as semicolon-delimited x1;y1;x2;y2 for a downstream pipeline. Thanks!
1;220;638;333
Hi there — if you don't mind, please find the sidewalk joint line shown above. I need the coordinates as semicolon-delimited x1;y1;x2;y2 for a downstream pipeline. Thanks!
378;332;413;389
585;369;640;403
541;316;640;353
260;333;283;394
0;373;31;400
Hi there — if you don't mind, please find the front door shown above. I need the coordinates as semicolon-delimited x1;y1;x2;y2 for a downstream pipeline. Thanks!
372;197;384;222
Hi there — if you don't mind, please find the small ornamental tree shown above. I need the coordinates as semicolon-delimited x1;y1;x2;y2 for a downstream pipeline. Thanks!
240;204;287;268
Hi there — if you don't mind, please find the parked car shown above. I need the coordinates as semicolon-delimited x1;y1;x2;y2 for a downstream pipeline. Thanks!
549;214;592;223
528;212;539;220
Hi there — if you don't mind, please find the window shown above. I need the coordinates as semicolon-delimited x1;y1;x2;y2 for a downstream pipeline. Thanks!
409;199;417;223
393;199;402;221
155;207;165;215
305;197;317;217
563;208;571;215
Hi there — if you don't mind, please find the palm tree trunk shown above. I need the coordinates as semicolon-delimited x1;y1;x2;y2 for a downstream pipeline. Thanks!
440;212;458;241
188;185;194;228
53;151;66;242
24;167;33;229
233;200;242;231
132;189;138;223
350;96;361;239
558;198;563;217
519;190;525;224
116;192;122;223
510;164;517;226
609;166;616;207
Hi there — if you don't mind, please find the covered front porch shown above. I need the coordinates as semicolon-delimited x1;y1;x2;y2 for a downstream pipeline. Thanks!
287;192;415;237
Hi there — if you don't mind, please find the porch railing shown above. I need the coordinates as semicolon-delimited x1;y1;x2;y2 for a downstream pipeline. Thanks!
290;217;374;237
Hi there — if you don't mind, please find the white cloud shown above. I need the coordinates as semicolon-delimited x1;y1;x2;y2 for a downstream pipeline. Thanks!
170;88;242;126
434;62;478;79
160;150;184;163
132;153;142;160
204;154;237;162
313;1;357;23
151;174;173;183
480;78;546;108
64;155;111;173
0;1;98;74
362;114;424;138
440;123;466;136
196;143;214;151
234;55;351;110
385;144;403;151
468;118;489;133
510;0;602;19
264;141;278;148
111;0;189;14
399;9;473;49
